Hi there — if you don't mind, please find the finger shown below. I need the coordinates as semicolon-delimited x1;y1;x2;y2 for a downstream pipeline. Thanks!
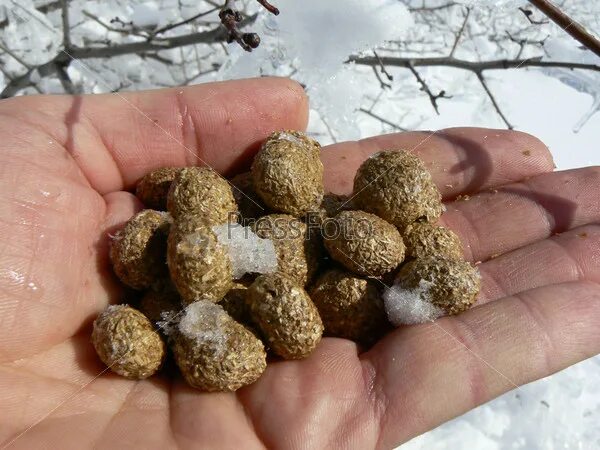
1;78;308;194
440;166;600;262
478;224;600;304
367;280;600;448
321;128;554;197
238;338;379;449
170;380;263;449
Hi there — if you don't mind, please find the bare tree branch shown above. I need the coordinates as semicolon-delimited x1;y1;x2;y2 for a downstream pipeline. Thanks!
219;0;279;51
374;51;393;82
406;62;447;114
371;51;393;89
256;0;279;15
0;41;32;69
358;107;407;131
68;17;254;59
349;55;600;73
450;7;470;57
528;0;600;58
354;50;600;129
0;0;62;26
1;16;256;98
81;10;146;37
0;42;43;94
519;7;549;25
219;5;260;52
1;59;56;97
476;72;513;129
371;65;391;90
150;6;221;38
61;0;71;50
408;2;459;13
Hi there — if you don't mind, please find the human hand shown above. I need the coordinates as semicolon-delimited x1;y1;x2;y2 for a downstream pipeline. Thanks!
0;78;598;449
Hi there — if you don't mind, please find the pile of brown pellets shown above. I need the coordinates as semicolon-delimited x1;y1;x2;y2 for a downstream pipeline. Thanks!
92;130;480;392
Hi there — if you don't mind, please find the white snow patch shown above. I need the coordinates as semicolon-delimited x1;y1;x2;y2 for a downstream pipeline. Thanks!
277;132;305;147
131;3;160;28
212;223;278;279
177;301;229;357
383;279;445;326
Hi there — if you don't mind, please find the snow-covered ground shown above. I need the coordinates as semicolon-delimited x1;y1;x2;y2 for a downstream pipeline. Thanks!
1;0;599;448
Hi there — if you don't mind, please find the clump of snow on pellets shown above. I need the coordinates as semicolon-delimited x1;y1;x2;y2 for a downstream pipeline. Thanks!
383;279;445;326
212;223;278;279
94;130;481;392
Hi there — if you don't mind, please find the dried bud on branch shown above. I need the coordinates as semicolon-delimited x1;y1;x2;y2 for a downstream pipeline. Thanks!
220;0;278;52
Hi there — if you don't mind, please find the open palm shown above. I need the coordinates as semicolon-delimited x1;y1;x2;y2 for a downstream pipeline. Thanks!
0;78;598;449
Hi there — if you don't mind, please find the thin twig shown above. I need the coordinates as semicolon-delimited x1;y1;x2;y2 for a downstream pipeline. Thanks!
219;3;259;51
0;41;32;69
450;7;470;57
407;62;447;114
150;6;221;37
140;52;175;65
82;11;146;37
409;2;459;12
519;7;549;25
358;107;407;131
528;0;600;58
256;0;279;15
0;57;42;94
373;50;393;82
476;72;514;129
0;18;255;98
9;0;57;32
348;55;600;73
371;66;391;90
219;0;279;51
370;50;393;89
61;0;71;50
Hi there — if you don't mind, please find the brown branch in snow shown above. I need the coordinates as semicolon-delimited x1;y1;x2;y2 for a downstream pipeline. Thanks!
0;42;32;70
256;0;279;15
219;7;260;52
351;53;600;129
519;7;549;25
371;51;393;89
61;0;72;50
371;66;391;90
408;2;459;13
528;0;600;59
476;72;514;129
219;0;279;52
0;19;251;98
82;11;147;38
349;55;600;73
150;6;221;38
406;62;448;115
449;7;470;57
358;107;407;131
503;31;549;59
374;51;393;82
